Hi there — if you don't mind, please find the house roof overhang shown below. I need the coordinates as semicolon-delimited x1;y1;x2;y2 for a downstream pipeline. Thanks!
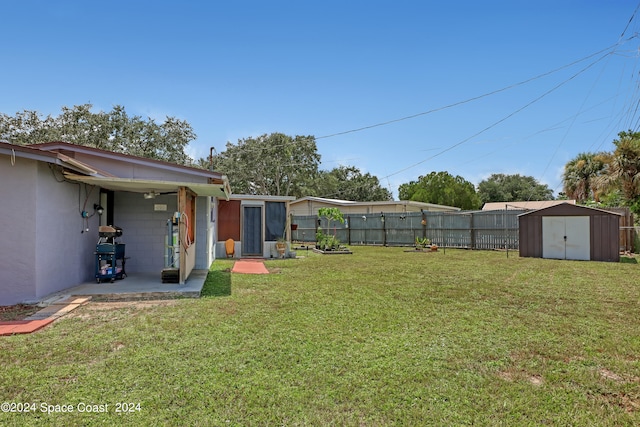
63;172;232;200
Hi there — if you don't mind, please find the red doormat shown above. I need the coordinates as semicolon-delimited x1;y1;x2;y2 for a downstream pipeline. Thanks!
231;259;269;274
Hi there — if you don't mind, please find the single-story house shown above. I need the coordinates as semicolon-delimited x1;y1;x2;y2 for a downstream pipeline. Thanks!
215;194;295;259
0;141;231;306
482;200;576;211
518;202;621;262
290;196;460;216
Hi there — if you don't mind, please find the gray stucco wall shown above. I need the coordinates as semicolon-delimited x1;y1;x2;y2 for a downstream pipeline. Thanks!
0;157;99;305
0;156;38;304
113;192;178;274
34;162;99;298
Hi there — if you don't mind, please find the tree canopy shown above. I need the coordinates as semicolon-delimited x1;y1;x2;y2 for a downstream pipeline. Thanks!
311;166;393;201
562;130;640;215
210;133;320;197
208;133;394;200
398;171;481;210
0;104;195;164
477;173;554;204
562;152;610;203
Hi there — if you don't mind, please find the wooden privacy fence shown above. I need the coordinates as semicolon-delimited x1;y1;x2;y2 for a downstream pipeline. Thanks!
292;210;523;250
292;208;636;252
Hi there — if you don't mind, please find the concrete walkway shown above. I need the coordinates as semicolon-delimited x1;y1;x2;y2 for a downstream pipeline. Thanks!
232;259;270;274
0;296;91;336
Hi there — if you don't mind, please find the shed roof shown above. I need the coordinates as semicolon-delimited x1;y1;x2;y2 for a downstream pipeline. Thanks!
517;202;623;217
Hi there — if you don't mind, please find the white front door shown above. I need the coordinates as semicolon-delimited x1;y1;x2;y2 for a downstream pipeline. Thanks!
542;216;590;260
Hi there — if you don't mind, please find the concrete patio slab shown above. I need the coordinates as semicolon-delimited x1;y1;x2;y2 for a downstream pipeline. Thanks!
1;270;209;336
40;270;209;303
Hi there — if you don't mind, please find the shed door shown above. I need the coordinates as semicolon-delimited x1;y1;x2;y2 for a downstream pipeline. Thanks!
542;216;590;260
242;206;263;256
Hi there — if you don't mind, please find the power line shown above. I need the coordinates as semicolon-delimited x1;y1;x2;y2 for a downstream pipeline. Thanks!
315;40;631;141
319;45;631;200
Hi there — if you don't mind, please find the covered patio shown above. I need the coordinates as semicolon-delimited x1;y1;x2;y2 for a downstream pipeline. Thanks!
38;270;209;304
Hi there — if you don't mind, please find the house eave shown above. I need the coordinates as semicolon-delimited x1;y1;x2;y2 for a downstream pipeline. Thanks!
63;172;231;200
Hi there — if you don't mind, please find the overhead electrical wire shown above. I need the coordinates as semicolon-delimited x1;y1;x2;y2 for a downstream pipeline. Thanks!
315;40;633;141
215;38;635;161
317;8;640;200
320;40;639;199
213;5;640;201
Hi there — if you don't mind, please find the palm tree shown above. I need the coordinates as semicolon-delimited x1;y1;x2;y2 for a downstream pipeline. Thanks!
593;131;640;204
562;152;610;202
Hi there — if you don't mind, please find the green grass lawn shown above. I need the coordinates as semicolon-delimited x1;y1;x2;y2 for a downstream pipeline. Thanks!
1;247;639;426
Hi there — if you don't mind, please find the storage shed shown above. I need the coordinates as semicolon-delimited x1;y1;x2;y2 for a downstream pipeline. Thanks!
518;203;621;262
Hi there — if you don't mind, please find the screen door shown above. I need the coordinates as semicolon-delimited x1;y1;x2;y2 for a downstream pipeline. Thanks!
242;206;263;256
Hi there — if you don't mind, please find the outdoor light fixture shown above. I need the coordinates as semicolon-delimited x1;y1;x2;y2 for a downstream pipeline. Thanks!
143;191;157;199
362;215;367;221
380;212;385;223
94;204;104;216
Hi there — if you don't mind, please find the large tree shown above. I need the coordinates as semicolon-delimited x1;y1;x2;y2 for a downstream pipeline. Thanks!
311;166;393;201
595;131;640;204
210;133;320;197
478;173;554;204
0;104;195;164
562;152;610;203
398;171;481;210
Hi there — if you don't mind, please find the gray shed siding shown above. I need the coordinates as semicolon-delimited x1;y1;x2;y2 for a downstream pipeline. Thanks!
519;204;620;262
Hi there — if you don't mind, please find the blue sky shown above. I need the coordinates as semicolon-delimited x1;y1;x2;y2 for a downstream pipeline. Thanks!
2;1;640;199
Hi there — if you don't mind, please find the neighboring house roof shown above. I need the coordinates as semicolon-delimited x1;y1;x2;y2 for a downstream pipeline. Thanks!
291;196;460;211
482;200;576;211
21;141;231;199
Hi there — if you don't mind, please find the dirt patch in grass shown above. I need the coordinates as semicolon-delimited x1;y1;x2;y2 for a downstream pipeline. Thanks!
0;304;41;321
65;300;179;319
591;392;640;413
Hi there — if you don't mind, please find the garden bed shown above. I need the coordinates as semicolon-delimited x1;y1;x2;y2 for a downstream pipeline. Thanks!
405;245;439;253
313;247;353;255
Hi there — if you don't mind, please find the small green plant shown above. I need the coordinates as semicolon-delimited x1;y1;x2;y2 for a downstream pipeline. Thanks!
317;207;346;251
415;236;431;248
318;207;345;226
316;231;341;251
